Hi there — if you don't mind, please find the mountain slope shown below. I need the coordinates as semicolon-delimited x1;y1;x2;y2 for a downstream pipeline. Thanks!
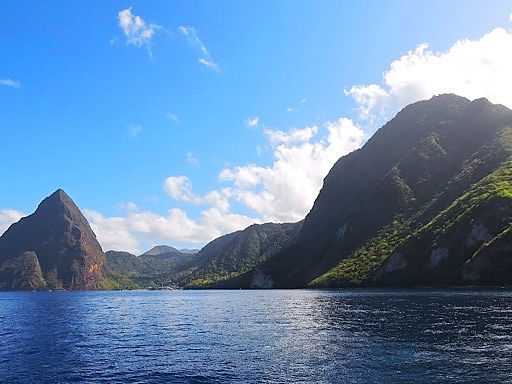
0;189;106;290
255;95;512;288
103;249;199;289
101;222;300;289
182;222;301;288
141;245;183;257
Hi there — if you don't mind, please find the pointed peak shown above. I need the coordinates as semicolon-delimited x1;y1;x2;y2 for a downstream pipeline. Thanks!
46;189;73;204
49;188;70;200
37;189;80;216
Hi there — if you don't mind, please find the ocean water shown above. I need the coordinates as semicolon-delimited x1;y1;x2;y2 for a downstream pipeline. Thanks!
1;289;511;383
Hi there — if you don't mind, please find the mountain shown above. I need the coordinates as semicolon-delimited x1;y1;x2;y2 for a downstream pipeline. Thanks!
102;222;301;289
103;246;200;289
181;222;301;288
245;94;512;288
141;245;182;257
0;189;106;290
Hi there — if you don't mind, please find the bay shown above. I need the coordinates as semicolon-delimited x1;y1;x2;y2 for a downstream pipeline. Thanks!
1;289;511;383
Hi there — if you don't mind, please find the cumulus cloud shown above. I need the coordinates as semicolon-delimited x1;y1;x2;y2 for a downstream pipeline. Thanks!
264;126;318;145
163;176;203;203
85;204;257;254
85;210;140;253
179;26;220;71
346;26;512;120
117;7;161;57
220;118;364;222
88;116;363;251
0;78;20;88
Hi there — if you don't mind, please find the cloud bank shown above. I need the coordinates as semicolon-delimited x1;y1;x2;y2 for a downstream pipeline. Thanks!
346;26;512;120
85;117;363;252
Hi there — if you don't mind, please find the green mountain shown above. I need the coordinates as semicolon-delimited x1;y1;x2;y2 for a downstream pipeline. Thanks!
0;189;106;290
102;248;199;289
179;222;301;288
141;245;184;257
7;95;512;291
244;94;512;288
102;222;300;289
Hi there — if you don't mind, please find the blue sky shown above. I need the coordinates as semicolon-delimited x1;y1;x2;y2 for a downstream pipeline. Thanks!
1;1;512;253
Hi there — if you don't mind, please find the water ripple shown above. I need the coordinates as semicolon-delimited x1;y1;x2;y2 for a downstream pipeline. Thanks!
1;289;512;383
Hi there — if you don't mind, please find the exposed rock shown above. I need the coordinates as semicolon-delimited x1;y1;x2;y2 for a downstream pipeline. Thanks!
429;248;449;269
372;252;408;282
250;269;274;289
335;222;348;243
465;223;492;248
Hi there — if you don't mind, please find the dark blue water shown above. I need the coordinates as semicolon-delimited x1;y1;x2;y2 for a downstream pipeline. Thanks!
1;289;511;383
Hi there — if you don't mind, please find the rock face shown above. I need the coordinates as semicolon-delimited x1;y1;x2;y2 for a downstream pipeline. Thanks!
0;189;106;290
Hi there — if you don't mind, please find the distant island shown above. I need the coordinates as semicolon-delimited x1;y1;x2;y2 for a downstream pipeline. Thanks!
2;94;512;290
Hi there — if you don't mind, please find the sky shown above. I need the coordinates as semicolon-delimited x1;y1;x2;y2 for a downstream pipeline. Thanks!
1;1;512;253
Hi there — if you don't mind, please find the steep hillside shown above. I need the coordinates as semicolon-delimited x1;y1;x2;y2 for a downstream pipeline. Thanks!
102;222;300;289
182;222;301;288
0;189;106;290
254;95;512;287
103;249;199;289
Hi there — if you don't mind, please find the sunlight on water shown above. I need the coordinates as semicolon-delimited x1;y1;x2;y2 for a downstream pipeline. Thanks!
1;289;512;383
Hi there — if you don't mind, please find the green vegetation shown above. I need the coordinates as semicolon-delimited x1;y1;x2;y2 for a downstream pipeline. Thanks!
310;220;409;286
312;153;512;287
101;222;300;289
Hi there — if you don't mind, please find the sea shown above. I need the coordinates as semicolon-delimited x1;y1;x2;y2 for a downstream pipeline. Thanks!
1;289;511;383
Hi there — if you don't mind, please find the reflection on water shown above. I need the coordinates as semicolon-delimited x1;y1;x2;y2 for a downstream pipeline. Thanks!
1;289;511;383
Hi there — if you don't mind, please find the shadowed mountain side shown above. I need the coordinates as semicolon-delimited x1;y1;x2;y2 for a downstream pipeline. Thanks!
0;189;106;290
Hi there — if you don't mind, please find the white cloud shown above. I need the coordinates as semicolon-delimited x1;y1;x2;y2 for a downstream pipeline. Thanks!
0;209;24;236
346;26;512;120
179;26;220;71
186;152;199;165
163;176;201;203
264;126;318;145
0;78;20;88
88;116;363;251
509;12;512;23
85;204;257;253
117;7;161;57
245;116;260;128
220;118;364;222
85;210;140;253
344;84;389;120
